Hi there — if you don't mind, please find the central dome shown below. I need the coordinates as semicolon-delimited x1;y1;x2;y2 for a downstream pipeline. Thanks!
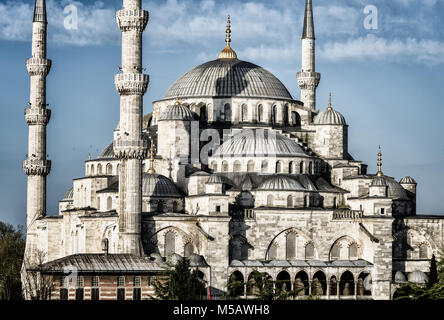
163;59;293;101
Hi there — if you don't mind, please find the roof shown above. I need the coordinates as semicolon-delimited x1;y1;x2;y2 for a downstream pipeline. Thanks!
33;0;47;23
34;254;165;274
313;108;346;125
142;173;183;198
302;0;315;40
400;176;417;185
163;59;293;101
257;176;305;191
213;129;308;158
62;187;73;201
230;259;373;268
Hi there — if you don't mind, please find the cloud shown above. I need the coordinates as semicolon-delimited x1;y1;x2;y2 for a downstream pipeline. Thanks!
0;0;443;65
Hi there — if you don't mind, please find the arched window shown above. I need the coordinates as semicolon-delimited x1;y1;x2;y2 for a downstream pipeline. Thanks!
267;195;273;207
107;196;112;211
106;163;112;175
97;164;103;175
289;162;295;174
331;243;340;260
300;162;304;174
305;243;315;260
247;161;255;173
333;197;337;208
291;111;301;126
287;195;293;208
272;105;278;124
304;195;309;208
222;161;229;172
308;162;313;175
234;161;241;172
286;232;296;259
116;164;120;175
210;161;217;171
349;243;358;260
157;200;164;213
90;165;95;176
419;244;428;259
258;104;264;123
276;161;283;173
172;201;178;213
97;197;101;210
184;242;193;257
283;104;289;125
164;231;175;257
241;104;248;122
268;243;277;260
224;104;231;122
261;161;268;173
200;105;208;122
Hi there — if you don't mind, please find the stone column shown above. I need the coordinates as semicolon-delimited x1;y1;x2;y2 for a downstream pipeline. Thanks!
114;0;149;255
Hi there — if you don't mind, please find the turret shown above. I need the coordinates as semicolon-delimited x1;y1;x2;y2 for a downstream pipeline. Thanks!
297;0;320;111
23;0;52;263
114;0;149;255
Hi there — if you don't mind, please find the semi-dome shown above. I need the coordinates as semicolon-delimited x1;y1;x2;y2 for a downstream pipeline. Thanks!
142;173;182;198
163;59;293;101
400;176;417;185
159;103;193;121
408;271;428;284
314;108;346;125
258;176;305;191
213;129;308;158
207;174;224;184
371;176;387;187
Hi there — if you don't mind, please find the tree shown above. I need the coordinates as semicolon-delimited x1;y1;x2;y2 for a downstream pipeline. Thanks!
0;222;25;300
428;255;438;289
21;250;54;300
152;258;206;300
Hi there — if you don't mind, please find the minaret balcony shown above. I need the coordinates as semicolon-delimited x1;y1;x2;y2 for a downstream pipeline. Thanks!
25;108;51;126
23;159;51;176
113;139;148;160
297;71;321;90
115;73;149;96
26;57;51;76
116;9;149;32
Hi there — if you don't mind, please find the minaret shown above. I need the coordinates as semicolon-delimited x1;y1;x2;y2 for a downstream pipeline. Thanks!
297;0;321;111
23;0;52;262
114;0;149;255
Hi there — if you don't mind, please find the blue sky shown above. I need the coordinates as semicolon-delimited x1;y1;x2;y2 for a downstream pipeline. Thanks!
1;0;444;226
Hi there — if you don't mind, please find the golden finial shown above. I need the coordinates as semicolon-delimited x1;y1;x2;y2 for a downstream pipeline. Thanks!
218;15;238;60
327;93;333;110
377;145;383;177
175;94;181;105
148;139;156;174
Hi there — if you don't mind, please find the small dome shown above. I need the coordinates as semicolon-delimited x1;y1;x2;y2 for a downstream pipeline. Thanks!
189;254;209;267
214;129;307;158
168;253;183;265
394;271;407;283
62;187;73;201
371;176;387;187
98;143;116;159
258;176;305;191
159;103;193;122
400;176;417;185
314;108;346;125
408;271;428;284
207;174;224;184
142;173;182;198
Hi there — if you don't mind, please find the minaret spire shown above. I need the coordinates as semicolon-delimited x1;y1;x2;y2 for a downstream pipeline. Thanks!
148;140;156;174
114;0;149;256
33;0;47;23
327;93;333;110
297;0;321;112
24;0;52;264
377;146;384;177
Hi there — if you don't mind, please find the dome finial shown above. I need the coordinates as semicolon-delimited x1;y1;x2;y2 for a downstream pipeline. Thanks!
377;145;384;177
175;94;181;105
218;15;238;60
148;139;156;174
328;93;333;110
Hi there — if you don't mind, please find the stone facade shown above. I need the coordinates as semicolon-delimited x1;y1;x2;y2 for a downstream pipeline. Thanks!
24;0;444;300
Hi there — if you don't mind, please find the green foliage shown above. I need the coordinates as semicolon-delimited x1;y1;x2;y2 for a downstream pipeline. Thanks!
151;258;206;300
0;222;25;300
428;255;438;289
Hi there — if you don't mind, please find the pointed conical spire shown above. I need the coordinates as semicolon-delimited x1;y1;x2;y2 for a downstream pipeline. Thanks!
33;0;47;23
302;0;315;40
377;146;384;177
218;15;238;60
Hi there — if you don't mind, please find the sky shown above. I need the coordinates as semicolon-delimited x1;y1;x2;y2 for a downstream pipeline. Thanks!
0;0;444;227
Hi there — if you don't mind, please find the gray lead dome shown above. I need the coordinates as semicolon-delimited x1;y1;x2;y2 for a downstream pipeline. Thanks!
314;108;346;125
159;104;193;121
163;59;293;100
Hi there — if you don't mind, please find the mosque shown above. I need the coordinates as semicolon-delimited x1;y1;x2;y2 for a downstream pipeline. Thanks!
22;0;444;300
